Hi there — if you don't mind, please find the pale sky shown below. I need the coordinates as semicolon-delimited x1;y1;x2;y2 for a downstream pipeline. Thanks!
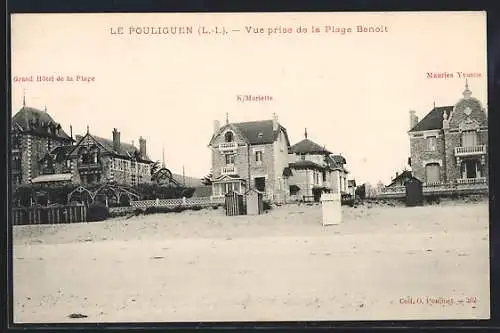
10;12;487;185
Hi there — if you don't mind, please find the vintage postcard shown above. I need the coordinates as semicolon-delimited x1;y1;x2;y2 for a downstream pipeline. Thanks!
10;12;489;323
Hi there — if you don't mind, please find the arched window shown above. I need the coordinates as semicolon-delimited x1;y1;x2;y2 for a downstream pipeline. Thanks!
425;163;441;184
461;130;478;147
224;131;234;142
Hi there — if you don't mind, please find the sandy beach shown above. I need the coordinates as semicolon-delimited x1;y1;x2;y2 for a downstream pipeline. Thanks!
12;200;490;323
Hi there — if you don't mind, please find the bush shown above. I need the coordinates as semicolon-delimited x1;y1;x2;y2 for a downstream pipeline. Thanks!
263;200;272;211
134;183;196;200
87;203;109;222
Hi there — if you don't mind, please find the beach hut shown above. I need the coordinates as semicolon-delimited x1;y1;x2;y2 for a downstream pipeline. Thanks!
245;188;263;215
405;176;423;207
225;190;245;216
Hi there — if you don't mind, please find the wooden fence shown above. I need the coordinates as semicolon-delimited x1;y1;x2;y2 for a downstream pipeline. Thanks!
12;204;87;226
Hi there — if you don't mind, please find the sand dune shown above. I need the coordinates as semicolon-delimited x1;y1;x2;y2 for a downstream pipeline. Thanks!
12;200;490;323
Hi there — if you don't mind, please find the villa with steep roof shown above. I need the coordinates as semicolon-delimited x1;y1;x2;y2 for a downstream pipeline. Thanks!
66;128;154;186
287;129;349;201
408;81;488;190
11;101;74;186
208;114;291;203
11;99;157;189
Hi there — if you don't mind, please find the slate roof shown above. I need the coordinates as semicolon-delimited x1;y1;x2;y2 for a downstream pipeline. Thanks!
409;106;453;132
387;170;413;186
73;134;153;163
12;106;73;141
211;120;291;147
290;138;332;155
289;160;326;170
40;145;75;163
330;155;347;165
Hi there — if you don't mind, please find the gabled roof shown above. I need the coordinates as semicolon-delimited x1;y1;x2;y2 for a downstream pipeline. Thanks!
329;155;346;165
71;133;153;163
40;145;75;163
12;106;73;141
409;106;453;132
289;160;326;170
213;174;246;182
387;170;413;186
210;119;291;147
290;138;332;155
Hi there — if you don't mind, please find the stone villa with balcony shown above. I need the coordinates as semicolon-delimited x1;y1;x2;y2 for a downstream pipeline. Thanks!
208;114;291;203
408;82;488;192
287;129;349;201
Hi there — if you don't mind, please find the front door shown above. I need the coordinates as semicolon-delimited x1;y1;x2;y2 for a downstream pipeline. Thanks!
255;177;266;192
463;159;478;179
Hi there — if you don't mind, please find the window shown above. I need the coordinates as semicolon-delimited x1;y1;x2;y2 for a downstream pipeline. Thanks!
225;154;235;165
255;151;263;163
425;163;441;184
300;154;306;161
224;131;234;142
255;177;266;192
427;136;437;151
461;159;480;179
461;131;478;147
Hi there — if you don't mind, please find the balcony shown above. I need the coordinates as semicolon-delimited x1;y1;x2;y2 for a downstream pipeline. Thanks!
218;142;238;153
78;162;102;171
221;164;237;175
456;177;487;185
454;145;487;157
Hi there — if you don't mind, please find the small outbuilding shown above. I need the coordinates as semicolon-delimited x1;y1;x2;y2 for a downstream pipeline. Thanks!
245;188;264;215
405;176;423;207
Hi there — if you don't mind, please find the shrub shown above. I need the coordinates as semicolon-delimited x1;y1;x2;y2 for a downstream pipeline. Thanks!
190;205;203;211
134;183;196;200
87;203;109;222
144;206;159;214
263;200;272;211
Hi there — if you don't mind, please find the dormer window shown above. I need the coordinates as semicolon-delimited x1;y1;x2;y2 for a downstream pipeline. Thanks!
225;131;234;142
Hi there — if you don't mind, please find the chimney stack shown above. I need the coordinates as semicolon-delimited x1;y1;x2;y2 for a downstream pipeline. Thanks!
139;136;147;156
409;110;418;130
214;120;220;134
272;113;278;131
112;128;121;151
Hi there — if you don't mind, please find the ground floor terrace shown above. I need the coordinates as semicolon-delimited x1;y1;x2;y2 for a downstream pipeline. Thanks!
12;199;489;322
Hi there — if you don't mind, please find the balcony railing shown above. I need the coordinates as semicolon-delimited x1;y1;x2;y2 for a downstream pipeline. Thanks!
218;142;238;153
456;177;487;185
221;164;237;175
78;162;102;171
454;145;487;156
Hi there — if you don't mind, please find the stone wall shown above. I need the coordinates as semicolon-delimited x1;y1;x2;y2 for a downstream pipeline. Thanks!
409;131;446;182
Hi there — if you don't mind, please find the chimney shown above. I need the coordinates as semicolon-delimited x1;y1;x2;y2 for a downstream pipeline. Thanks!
139;136;147;156
112;128;121;151
396;172;399;178
272;113;278;131
409;110;418;130
214;120;220;134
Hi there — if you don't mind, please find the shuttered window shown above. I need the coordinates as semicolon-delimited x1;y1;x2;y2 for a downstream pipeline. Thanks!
425;163;440;184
